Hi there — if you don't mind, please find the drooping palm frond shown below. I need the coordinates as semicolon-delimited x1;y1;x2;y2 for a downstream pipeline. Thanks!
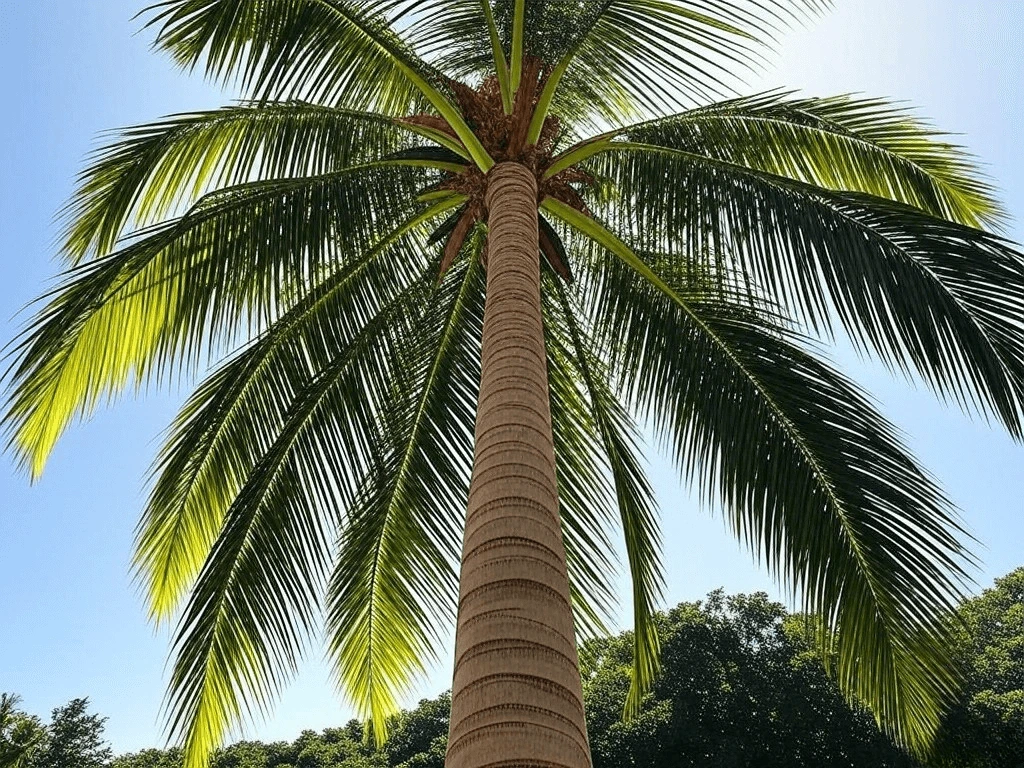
135;199;459;624
63;103;415;262
3;165;436;479
589;144;1024;438
547;278;663;717
544;292;620;642
327;250;484;743
0;694;44;768
165;269;435;768
622;91;1005;229
545;204;971;751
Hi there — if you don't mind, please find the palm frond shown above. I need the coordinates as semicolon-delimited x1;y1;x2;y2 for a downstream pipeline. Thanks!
624;91;1004;229
145;0;432;112
144;0;494;166
539;0;830;130
63;102;415;262
543;282;620;643
591;144;1024;438
135;198;459;623
548;204;972;752
548;276;663;718
3;164;433;479
165;272;433;768
327;250;484;744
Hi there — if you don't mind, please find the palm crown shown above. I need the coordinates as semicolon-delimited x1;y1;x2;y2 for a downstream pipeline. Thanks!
6;0;1024;766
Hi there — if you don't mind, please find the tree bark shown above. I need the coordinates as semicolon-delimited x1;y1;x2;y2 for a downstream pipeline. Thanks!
446;163;593;768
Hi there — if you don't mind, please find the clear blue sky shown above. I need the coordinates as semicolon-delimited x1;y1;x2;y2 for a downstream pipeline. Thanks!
1;0;1022;755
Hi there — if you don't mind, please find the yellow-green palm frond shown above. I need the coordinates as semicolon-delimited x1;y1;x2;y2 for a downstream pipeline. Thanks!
135;198;461;624
624;91;1005;230
4;164;431;479
163;263;439;768
326;250;485;744
63;103;414;263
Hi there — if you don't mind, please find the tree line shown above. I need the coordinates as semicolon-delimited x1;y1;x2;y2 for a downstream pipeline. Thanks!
4;569;1021;768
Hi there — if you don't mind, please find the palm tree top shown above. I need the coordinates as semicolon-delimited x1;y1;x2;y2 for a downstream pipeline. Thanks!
5;1;1024;766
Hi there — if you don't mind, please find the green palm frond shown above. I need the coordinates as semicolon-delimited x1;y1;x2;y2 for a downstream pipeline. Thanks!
548;278;663;717
424;0;829;130
544;288;620;643
165;270;434;768
591;144;1024;438
146;0;435;111
549;206;971;751
135;198;460;623
624;91;1004;229
144;0;494;166
3;164;431;479
63;102;415;262
327;251;484;744
536;0;830;131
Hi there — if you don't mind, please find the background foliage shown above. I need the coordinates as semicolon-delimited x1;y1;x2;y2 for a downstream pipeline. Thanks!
7;569;1021;768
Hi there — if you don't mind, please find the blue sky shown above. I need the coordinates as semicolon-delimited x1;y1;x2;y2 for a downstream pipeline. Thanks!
1;0;1022;755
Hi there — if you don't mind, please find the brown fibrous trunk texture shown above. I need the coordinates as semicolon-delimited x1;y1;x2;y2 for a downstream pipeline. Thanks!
445;163;593;768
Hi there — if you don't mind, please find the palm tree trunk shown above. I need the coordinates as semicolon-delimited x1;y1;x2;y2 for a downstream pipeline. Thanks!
446;162;593;768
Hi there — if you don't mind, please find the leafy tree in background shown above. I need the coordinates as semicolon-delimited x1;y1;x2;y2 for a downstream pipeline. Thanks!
112;749;183;768
935;568;1024;767
384;695;450;768
581;592;921;768
111;590;931;768
30;698;112;768
40;572;1024;768
8;0;1024;766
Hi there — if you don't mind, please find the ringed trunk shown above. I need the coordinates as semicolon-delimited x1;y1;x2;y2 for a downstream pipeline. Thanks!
446;163;593;768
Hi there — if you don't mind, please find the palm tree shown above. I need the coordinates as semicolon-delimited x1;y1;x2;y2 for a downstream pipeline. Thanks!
0;695;45;768
6;0;1024;766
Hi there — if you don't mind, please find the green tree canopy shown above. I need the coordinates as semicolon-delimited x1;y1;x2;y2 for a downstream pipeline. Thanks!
935;568;1024;767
